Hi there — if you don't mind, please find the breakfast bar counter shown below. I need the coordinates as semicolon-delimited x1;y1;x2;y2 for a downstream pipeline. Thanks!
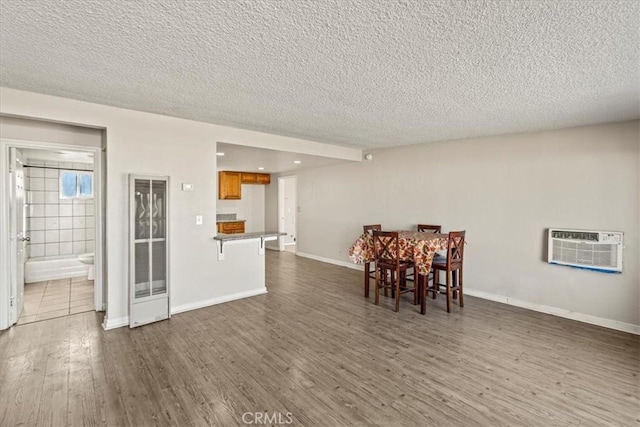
214;231;285;260
214;231;284;242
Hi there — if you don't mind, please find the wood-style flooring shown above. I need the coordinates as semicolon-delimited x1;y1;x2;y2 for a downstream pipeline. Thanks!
1;251;638;426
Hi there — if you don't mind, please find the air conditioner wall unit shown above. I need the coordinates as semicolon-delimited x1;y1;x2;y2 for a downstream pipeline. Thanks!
547;228;623;274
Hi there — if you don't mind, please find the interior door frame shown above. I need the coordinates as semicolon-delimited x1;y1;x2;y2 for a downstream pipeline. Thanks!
277;175;297;252
0;138;105;330
8;147;26;324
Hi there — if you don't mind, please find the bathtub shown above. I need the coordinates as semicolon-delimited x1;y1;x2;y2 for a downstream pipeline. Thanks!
25;254;90;283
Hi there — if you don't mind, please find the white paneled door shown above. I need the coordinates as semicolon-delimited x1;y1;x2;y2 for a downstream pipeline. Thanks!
9;147;26;324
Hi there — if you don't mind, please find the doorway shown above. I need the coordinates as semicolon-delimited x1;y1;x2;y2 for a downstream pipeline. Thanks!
0;139;104;330
278;176;297;253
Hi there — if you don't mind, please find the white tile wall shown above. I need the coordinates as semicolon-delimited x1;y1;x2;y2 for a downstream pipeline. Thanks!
30;244;44;257
59;242;73;255
25;161;95;259
45;217;59;230
45;242;58;256
59;217;72;229
30;230;45;244
45;204;58;217
30;191;45;204
45;178;58;191
30;178;45;191
73;241;86;254
60;229;73;242
59;205;73;217
29;217;45;231
45;191;58;204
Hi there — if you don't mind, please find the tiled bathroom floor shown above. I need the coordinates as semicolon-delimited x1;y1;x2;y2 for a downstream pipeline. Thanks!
18;277;94;324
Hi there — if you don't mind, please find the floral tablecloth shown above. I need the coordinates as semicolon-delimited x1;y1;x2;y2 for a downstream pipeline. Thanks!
348;231;449;276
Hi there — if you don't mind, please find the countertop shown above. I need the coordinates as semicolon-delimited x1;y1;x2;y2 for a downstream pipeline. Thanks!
216;219;247;223
214;231;285;242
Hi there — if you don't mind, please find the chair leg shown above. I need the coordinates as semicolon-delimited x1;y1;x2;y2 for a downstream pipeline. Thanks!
433;270;439;299
394;274;401;312
452;270;458;300
420;275;427;315
384;269;389;298
445;270;451;313
374;268;380;306
413;273;419;305
364;262;370;298
459;268;464;308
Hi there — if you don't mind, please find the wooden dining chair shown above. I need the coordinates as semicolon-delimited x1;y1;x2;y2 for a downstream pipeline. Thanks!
423;230;466;313
411;225;442;284
362;224;382;298
417;224;442;233
373;231;417;312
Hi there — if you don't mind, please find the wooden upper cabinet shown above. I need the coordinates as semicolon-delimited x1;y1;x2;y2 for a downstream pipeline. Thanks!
241;173;270;184
219;171;270;199
218;171;241;200
241;173;258;184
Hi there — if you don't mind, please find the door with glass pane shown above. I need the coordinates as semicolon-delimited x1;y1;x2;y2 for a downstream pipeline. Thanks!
129;175;169;328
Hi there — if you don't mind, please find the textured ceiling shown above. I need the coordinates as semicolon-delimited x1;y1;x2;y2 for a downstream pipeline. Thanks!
1;1;638;149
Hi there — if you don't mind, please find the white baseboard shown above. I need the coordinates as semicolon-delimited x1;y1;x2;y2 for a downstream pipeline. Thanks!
171;288;268;314
296;252;640;335
102;315;129;330
463;289;639;335
296;251;363;271
102;288;268;330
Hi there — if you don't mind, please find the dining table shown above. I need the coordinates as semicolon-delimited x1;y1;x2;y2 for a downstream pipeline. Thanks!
348;231;449;299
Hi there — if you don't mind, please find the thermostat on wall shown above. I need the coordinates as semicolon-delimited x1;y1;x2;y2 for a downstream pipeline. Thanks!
182;183;194;191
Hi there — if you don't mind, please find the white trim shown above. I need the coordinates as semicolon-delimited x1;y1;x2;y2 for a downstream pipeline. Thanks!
464;289;640;335
171;288;268;315
102;315;129;330
295;251;363;271
277;175;297;252
295;252;640;335
0;138;105;330
102;288;268;330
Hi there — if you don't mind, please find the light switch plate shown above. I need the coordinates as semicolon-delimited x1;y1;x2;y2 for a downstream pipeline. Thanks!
182;183;194;191
196;215;203;225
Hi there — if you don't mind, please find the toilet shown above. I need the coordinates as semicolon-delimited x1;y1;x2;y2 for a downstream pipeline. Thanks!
78;253;95;280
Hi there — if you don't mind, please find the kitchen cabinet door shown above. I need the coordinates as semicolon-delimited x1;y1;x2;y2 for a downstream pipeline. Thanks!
240;172;258;184
217;221;245;234
219;171;241;199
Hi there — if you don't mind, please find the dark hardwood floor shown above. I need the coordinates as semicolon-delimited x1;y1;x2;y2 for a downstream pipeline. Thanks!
1;251;638;426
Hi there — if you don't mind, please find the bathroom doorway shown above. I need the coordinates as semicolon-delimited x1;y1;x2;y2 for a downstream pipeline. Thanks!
278;175;297;253
0;138;104;330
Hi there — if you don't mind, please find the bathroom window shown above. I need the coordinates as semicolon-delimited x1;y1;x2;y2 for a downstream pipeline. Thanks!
60;171;93;199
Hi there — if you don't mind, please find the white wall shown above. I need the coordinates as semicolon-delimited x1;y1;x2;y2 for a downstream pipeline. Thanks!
294;121;640;328
0;87;361;328
217;184;265;232
0;115;102;146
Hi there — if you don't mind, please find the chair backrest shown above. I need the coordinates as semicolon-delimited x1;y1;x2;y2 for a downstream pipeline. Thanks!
417;224;442;233
363;224;382;235
446;231;466;266
372;231;400;268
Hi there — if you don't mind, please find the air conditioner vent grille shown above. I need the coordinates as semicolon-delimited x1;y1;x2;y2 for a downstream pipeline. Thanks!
551;230;599;241
548;228;623;273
